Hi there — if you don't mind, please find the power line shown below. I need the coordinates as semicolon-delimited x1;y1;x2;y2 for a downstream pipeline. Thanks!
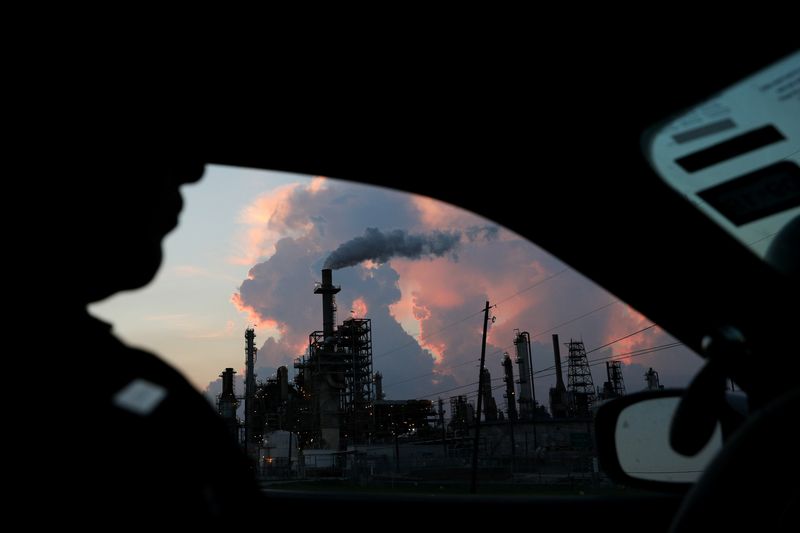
420;339;679;399
533;346;680;381
383;357;480;389
586;324;657;355
453;383;507;403
421;342;681;406
418;378;505;401
384;299;627;390
373;309;484;361
417;380;480;399
476;299;623;364
531;300;620;339
424;337;680;402
585;341;682;366
534;324;661;374
373;269;569;362
493;267;570;306
375;278;657;394
435;147;796;399
479;299;623;363
533;342;683;381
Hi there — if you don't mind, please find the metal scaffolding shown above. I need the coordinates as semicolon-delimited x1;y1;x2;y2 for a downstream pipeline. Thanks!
339;317;374;444
604;361;626;398
448;395;472;433
566;339;595;417
294;269;374;450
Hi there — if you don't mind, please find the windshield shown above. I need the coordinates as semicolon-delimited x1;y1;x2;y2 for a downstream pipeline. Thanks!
90;166;705;494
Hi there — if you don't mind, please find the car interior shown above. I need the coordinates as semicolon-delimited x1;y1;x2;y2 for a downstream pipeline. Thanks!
190;40;798;531
39;35;796;530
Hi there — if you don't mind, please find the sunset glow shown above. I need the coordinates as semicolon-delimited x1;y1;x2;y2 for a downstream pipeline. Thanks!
91;166;702;397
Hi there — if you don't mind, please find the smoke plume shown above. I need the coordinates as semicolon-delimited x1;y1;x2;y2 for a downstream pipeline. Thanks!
324;226;498;270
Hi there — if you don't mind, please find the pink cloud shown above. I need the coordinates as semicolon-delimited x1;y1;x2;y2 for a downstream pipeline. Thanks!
603;305;661;358
350;297;368;319
412;194;480;232
229;177;329;265
230;292;282;333
228;177;700;397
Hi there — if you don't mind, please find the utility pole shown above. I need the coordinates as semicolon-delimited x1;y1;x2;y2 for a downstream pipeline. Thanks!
470;301;491;494
438;397;447;458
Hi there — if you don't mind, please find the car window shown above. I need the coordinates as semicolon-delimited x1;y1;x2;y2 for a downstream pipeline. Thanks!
90;166;705;495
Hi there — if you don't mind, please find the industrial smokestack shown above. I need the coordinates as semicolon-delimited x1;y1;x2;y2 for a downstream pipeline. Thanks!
221;368;236;397
514;330;534;418
481;368;498;422
374;371;385;401
244;328;258;455
552;334;566;392
277;366;289;401
314;268;341;339
549;335;570;419
218;368;239;438
502;353;518;422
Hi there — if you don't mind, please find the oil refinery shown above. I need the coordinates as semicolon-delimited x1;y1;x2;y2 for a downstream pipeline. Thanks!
216;268;663;483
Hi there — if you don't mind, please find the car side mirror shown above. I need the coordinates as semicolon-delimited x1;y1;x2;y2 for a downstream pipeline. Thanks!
596;390;722;492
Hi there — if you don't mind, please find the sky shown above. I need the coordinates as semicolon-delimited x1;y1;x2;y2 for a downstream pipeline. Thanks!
90;165;704;409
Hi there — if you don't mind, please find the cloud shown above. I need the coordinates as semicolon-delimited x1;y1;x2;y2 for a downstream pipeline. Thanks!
350;297;368;319
230;177;331;266
230;177;703;403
